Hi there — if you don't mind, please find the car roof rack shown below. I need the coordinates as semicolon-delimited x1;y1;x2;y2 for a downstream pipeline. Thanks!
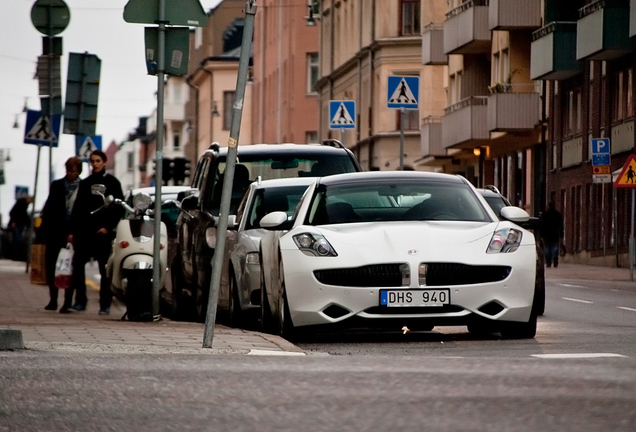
484;184;501;194
321;139;346;149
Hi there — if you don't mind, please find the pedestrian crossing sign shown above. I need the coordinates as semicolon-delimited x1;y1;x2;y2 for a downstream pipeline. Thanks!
329;101;355;129
77;135;102;161
387;76;419;109
614;154;636;188
23;110;61;147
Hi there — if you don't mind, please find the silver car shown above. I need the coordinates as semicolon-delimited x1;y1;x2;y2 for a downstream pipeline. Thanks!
219;177;316;327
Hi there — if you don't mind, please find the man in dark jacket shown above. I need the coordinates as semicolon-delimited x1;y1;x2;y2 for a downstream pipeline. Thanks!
41;156;83;310
8;195;34;260
61;150;124;314
540;201;564;268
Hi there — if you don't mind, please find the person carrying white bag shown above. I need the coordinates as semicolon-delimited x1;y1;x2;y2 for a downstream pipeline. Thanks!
54;243;74;290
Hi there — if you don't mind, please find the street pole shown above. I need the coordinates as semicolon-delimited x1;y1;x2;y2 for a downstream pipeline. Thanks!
630;189;634;282
399;107;405;171
203;0;257;348
151;0;166;320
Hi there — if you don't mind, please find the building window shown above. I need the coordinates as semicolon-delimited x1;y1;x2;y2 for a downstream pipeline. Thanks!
307;53;319;94
223;91;235;130
613;70;624;122
564;87;582;136
172;81;182;104
127;152;134;173
400;0;420;36
173;134;180;150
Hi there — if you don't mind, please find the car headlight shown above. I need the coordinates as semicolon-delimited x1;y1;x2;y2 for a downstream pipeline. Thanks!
293;232;338;257
487;228;523;253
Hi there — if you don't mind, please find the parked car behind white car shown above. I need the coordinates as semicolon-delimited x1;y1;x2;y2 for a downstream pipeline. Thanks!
259;171;538;340
219;177;315;327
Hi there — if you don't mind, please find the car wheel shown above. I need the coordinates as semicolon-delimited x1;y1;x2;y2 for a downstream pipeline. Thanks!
533;266;546;316
277;285;297;341
259;262;275;333
500;313;537;339
228;272;244;328
170;256;189;321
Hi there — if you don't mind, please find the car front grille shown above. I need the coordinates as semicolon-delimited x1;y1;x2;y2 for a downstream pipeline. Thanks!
424;263;511;286
314;264;405;287
313;262;511;287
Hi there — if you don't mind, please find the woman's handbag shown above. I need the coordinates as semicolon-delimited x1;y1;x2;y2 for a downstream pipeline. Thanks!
29;243;47;285
54;243;74;289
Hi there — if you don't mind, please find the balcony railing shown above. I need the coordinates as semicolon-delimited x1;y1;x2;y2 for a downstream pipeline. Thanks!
421;116;444;156
576;0;633;60
443;0;491;55
442;96;489;148
488;0;541;30
487;84;540;131
531;22;582;80
422;23;446;65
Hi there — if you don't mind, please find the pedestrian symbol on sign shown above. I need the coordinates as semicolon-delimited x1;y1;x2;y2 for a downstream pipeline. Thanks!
329;101;356;130
77;136;103;161
26;115;55;141
389;79;417;105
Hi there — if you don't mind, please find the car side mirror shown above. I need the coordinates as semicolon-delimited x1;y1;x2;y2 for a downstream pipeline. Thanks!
260;211;292;230
500;206;530;223
180;194;198;212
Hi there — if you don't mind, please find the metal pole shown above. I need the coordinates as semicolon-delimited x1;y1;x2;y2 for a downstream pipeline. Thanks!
630;189;634;282
151;0;166;320
399;107;405;171
203;0;257;348
26;145;42;273
47;15;53;185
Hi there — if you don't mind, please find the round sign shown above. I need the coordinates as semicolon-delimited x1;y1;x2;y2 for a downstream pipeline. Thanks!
31;0;70;36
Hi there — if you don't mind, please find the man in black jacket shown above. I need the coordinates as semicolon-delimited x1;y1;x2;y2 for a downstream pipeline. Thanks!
540;201;564;268
61;150;124;314
41;156;83;310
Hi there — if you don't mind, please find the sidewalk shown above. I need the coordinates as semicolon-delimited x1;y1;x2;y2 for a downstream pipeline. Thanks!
0;259;304;355
545;261;636;283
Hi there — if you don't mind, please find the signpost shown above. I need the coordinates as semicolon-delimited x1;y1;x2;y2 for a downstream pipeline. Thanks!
124;0;209;323
329;100;355;146
29;0;70;274
591;138;611;183
387;76;419;170
614;154;636;281
77;136;102;161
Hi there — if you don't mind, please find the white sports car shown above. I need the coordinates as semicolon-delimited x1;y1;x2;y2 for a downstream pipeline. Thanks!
259;171;538;340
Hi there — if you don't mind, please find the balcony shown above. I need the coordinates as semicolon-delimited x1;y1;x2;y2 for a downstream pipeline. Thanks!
488;0;541;30
443;0;491;55
576;0;634;61
421;116;444;156
531;22;582;80
422;23;446;65
487;84;540;132
442;97;489;149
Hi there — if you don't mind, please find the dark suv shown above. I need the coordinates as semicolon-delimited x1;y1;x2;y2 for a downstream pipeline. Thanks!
165;141;362;321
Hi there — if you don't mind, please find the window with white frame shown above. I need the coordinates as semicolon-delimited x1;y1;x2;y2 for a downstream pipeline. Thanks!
400;0;420;36
307;53;319;94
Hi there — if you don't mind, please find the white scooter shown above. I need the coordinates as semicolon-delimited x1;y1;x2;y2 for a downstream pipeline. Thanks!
91;185;167;321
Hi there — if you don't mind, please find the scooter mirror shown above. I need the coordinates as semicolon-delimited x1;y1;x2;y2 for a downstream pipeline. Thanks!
91;184;106;197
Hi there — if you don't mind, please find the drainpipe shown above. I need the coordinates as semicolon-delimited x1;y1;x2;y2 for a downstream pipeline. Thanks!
186;78;200;165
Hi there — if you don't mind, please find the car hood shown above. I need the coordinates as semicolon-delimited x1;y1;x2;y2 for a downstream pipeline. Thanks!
284;221;534;263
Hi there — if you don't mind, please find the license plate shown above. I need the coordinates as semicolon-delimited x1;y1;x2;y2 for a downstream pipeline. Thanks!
380;289;451;307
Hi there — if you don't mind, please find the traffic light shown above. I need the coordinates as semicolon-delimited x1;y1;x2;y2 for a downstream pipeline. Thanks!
172;157;190;185
161;158;174;185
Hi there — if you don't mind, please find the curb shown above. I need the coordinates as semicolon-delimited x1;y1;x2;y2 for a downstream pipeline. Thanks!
0;329;25;350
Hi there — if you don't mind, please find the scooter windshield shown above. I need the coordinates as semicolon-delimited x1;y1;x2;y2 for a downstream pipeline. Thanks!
129;219;155;241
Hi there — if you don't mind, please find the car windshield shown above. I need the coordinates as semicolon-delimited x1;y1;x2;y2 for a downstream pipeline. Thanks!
244;185;310;230
306;180;491;225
